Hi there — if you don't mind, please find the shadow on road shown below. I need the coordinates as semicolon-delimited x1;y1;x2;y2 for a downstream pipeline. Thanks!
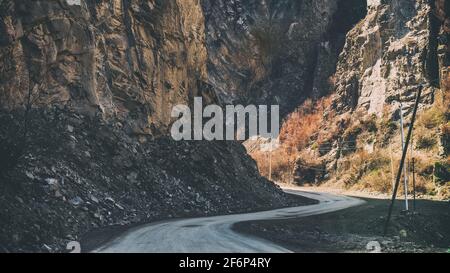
234;196;450;253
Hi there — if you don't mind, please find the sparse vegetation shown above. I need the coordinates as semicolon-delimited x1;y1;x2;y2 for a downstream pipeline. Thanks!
251;86;450;199
294;150;325;184
250;149;297;183
338;150;390;189
338;96;450;197
249;88;450;199
249;97;332;183
280;97;332;152
417;105;446;130
378;108;399;145
413;90;449;155
333;147;442;197
442;122;450;155
416;134;438;150
360;169;392;193
434;160;450;184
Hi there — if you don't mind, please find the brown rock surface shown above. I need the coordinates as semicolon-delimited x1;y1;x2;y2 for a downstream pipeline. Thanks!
0;0;215;134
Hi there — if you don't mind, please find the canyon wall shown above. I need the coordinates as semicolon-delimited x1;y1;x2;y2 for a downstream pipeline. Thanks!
202;0;367;116
0;0;447;252
292;0;449;197
0;0;303;252
333;0;437;116
0;0;216;135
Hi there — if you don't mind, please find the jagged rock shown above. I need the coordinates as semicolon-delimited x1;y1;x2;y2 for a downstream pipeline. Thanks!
202;0;366;115
297;0;449;186
45;178;58;185
69;196;84;206
2;0;444;254
89;194;99;204
25;171;34;180
0;0;216;133
333;0;437;117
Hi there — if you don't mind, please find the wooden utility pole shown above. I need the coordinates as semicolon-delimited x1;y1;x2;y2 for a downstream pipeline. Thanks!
384;86;423;236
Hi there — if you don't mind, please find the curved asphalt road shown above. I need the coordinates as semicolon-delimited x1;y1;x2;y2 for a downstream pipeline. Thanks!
93;189;364;253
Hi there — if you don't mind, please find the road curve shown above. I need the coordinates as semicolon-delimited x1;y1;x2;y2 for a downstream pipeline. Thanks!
93;189;364;253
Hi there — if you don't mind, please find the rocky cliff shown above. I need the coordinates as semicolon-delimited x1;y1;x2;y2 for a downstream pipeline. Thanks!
0;0;309;253
0;0;217;134
292;0;449;198
333;0;437;115
0;0;448;253
202;0;367;115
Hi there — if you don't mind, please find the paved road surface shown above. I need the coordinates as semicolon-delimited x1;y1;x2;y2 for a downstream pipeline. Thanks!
94;189;364;253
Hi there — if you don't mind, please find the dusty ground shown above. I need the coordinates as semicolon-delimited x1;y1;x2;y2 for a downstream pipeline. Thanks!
234;189;450;253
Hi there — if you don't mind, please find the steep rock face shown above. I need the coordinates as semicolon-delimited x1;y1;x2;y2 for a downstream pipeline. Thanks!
0;0;215;134
0;0;307;252
435;0;450;156
435;0;449;91
292;0;449;197
333;0;437;117
202;0;366;115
